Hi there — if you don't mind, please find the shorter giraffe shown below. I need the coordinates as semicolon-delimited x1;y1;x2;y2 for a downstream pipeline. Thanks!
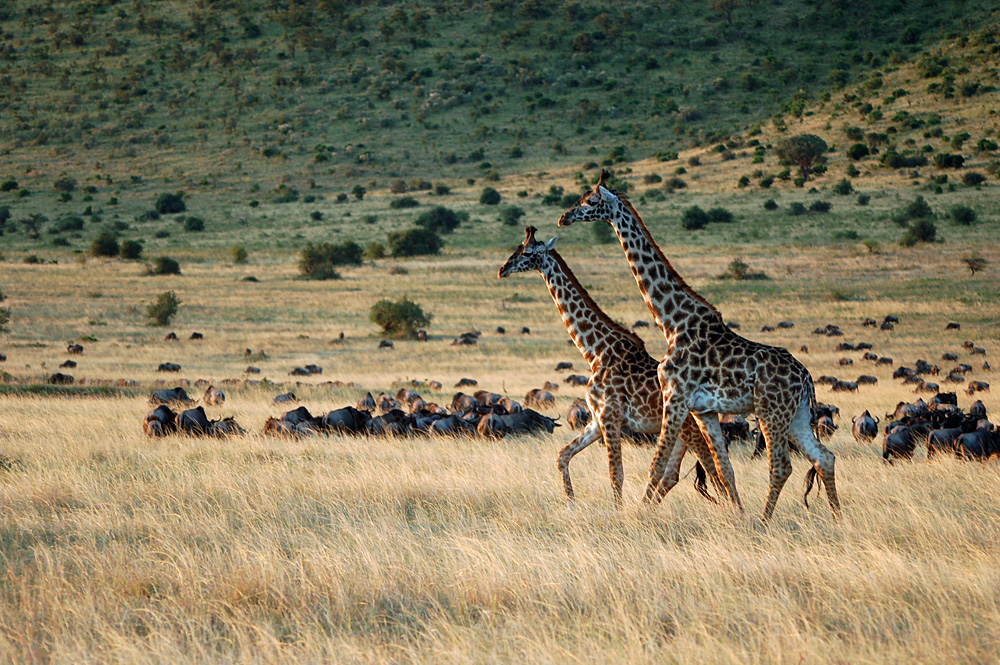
498;226;730;507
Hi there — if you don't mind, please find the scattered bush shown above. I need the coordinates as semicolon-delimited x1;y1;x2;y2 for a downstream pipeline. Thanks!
832;179;854;195
681;206;710;230
0;306;9;334
500;206;525;226
57;215;84;232
775;134;828;180
119;240;143;260
352;185;366;200
387;228;442;257
904;195;934;220
707;207;735;223
298;241;363;279
962;172;986;187
183;216;205;232
809;200;832;213
155;192;186;214
763;199;778;211
593;222;616;244
479;187;502;205
900;218;937;246
861;238;879;254
369;297;431;337
846;143;870;161
789;202;808;216
271;185;299;203
310;211;323;221
23;255;42;264
717;257;769;280
0;179;18;192
147;291;181;326
389;196;420;209
89;230;119;257
415;206;462;233
434;184;451;196
364;242;386;259
934;153;965;169
857;193;871;206
153;256;181;275
231;245;248;264
53;177;77;193
949;205;977;225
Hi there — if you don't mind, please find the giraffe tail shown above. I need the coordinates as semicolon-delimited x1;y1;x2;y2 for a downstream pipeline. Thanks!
803;376;823;509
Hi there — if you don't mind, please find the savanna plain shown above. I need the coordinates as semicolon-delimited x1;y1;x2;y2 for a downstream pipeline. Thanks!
2;1;1000;663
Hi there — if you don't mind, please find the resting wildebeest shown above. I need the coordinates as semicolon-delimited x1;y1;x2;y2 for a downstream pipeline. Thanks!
368;409;413;437
851;410;879;443
322;406;371;435
496;326;506;334
378;340;394;349
289;367;311;376
450;392;479;412
273;392;298;404
245;366;261;374
524;388;556;409
356;392;376;411
210;417;246;437
476;411;510;439
726;321;741;330
555;361;574;371
777;321;794;329
567;399;590;430
633;320;651;329
157;362;181;372
970;400;987;419
177;406;212;436
59;359;77;368
143;405;177;437
203;385;225;406
496;408;560;435
564;374;589;387
455;378;478;388
47;372;74;385
149;386;195;405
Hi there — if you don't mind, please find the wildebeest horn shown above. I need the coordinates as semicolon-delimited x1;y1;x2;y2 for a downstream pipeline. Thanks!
852;416;857;424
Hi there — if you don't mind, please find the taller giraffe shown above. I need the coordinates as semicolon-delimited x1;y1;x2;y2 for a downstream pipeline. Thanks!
558;171;840;521
497;226;729;507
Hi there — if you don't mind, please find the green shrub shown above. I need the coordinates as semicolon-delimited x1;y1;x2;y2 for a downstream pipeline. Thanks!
434;184;450;196
271;185;299;203
707;207;734;223
861;238;879;254
717;257;769;280
901;218;937;246
500;206;525;226
231;245;248;264
147;291;181;326
962;172;986;187
310;211;323;220
415;206;462;233
846;143;870;161
155;192;186;214
789;202;807;216
352;185;366;200
832;179;854;195
153;256;181;275
949;205;977;225
89;230;119;257
369;297;431;337
976;139;998;152
57;215;84;231
0;179;18;192
904;196;934;219
389;196;420;209
809;200;832;213
183;216;205;232
387;228;442;257
119;239;143;260
934;153;965;169
681;206;710;230
857;193;871;205
763;199;778;211
479;187;502;205
593;222;616;244
364;242;386;259
298;241;364;280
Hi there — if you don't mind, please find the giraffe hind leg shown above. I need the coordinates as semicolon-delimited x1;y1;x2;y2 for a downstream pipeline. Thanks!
758;417;793;523
679;414;724;504
693;413;744;510
789;399;841;519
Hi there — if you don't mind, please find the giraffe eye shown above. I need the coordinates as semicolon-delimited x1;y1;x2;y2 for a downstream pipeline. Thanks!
587;195;600;205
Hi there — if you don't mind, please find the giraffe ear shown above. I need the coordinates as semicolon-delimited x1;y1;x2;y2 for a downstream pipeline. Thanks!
544;237;558;251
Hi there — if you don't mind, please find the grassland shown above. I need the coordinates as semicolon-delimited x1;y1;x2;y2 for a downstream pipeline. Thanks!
2;1;1000;662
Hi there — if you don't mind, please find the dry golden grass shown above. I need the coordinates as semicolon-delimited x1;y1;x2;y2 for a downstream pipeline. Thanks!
2;230;999;663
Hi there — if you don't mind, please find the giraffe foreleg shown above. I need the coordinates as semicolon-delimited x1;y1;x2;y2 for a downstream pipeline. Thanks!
557;421;603;503
678;414;725;503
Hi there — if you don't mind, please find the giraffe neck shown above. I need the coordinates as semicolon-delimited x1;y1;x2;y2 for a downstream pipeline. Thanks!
540;251;635;371
607;200;721;340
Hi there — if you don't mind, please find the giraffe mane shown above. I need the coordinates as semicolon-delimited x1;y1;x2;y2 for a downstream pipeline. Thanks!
548;249;649;351
614;192;724;321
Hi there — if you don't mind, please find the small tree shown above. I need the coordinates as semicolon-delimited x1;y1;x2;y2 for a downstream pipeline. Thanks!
479;187;502;205
153;256;182;275
499;206;525;226
155;192;186;214
89;230;119;257
775;134;828;180
681;206;710;230
949;205;977;225
351;185;366;200
298;241;363;280
147;291;180;326
369;297;431;337
415;206;462;233
387;228;442;257
119;239;143;260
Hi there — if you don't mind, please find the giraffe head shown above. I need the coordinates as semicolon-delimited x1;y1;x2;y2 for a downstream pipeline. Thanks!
498;226;558;278
557;169;618;227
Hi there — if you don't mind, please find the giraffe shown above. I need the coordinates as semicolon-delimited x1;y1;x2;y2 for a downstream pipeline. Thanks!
557;171;840;521
497;226;729;508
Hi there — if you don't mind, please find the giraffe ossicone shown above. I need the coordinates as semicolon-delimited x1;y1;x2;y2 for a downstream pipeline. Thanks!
558;172;841;522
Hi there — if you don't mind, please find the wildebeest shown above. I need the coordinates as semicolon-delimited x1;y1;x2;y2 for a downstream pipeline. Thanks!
555;361;574;371
876;357;894;366
855;342;873;350
942;352;959;361
290;367;311;377
945;322;961;330
143;405;177;437
726;321;741;329
203;385;225;406
564;374;589;387
48;372;74;385
473;390;503;407
59;359;77;368
838;357;854;366
542;381;560;392
164;332;178;341
968;381;990;396
882;426;919;463
157;362;181;372
851;410;879;443
915;381;940;394
633;320;650;329
817;415;837;441
245;366;261;374
177;406;212;435
450;392;479;412
856;375;878;385
972;346;987;356
760;325;775;332
452;336;477;346
455;377;478;387
190;332;204;340
378;340;394;349
567;399;590;430
970;400;987;419
862;352;879;362
496;408;560;435
476;411;510;439
951;428;999;460
831;380;858;393
836;342;855;352
322;407;371;434
496;326;506;334
149;386;195;405
862;318;877;327
799;345;808;353
880;321;894;331
521;326;530;334
273;392;298;404
525;388;556;409
777;321;794;329
719;414;750;447
211;417;245;437
884;315;899;324
67;343;84;355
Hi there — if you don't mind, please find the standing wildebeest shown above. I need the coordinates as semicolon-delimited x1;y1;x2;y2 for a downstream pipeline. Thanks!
852;410;879;443
203;385;225;406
